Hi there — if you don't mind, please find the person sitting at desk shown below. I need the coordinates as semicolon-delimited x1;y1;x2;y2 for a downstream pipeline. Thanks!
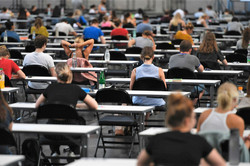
23;35;56;90
0;7;12;20
168;12;185;32
136;15;152;35
54;19;77;36
0;91;14;154
35;62;98;157
174;22;194;45
110;19;129;39
101;15;115;29
30;18;49;38
1;21;20;42
236;27;250;50
128;30;156;50
137;93;226;166
61;37;94;60
196;14;209;28
226;17;244;35
0;45;26;81
123;12;136;28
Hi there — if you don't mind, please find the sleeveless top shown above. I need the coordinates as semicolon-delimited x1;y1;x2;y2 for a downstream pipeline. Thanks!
200;108;233;132
133;64;165;106
69;51;85;59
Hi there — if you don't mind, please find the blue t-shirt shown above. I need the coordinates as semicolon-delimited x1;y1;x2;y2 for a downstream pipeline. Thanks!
78;16;88;25
83;26;104;40
1;31;20;42
136;23;152;33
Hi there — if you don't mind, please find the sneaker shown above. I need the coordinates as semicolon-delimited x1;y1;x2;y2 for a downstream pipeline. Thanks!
51;152;60;164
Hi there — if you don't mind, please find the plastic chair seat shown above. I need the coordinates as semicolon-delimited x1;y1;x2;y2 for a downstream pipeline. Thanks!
99;115;137;126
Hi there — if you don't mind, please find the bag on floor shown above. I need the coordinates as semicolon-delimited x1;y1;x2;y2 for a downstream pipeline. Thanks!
22;138;40;166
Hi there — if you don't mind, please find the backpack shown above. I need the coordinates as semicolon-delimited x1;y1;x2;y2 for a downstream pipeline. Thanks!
22;138;40;166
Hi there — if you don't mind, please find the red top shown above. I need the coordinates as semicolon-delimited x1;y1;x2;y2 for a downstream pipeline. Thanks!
0;58;20;79
110;28;128;37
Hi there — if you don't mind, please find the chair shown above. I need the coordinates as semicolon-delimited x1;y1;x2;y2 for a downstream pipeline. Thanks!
0;37;19;42
111;35;128;49
9;50;23;59
125;47;142;54
36;103;84;165
235;49;248;56
4;75;12;87
0;127;17;154
156;42;176;50
225;30;241;36
226;53;246;63
22;65;51;101
94;88;138;158
51;31;67;36
236;107;250;128
171;39;183;45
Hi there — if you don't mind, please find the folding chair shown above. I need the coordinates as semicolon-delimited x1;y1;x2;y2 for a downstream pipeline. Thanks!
0;127;17;154
236;107;250;129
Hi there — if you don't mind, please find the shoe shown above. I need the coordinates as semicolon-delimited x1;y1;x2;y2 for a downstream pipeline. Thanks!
51;152;60;164
115;129;124;136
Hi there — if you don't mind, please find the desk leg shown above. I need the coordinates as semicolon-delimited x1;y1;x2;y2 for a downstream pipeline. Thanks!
80;135;88;157
210;85;215;107
139;113;146;151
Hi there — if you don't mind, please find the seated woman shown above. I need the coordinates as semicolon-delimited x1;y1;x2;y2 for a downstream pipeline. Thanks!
174;22;195;46
123;12;136;28
137;93;226;166
0;91;13;154
100;15;115;29
61;36;94;60
168;12;185;32
30;18;49;37
196;14;209;28
196;31;227;69
236;27;250;50
238;76;250;110
35;63;98;156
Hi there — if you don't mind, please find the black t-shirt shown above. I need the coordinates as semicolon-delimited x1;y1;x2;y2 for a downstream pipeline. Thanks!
196;50;225;63
146;131;213;166
43;83;87;107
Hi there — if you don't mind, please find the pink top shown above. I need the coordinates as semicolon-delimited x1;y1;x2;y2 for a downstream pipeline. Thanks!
101;21;112;28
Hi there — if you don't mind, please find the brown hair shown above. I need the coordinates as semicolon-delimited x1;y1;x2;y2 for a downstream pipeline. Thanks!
142;30;152;36
242;27;250;49
114;19;121;27
140;46;154;61
199;32;218;53
55;63;72;83
0;45;10;57
217;82;239;110
184;22;194;30
246;76;250;97
34;35;48;48
166;93;194;127
34;18;43;29
0;91;13;121
180;40;192;52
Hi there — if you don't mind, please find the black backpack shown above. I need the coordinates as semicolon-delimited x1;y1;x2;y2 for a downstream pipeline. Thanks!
22;138;40;166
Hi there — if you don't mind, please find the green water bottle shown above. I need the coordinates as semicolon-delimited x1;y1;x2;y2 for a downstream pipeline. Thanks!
99;71;105;89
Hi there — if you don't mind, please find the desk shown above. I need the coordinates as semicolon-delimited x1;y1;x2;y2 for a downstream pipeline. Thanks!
105;78;221;106
12;123;100;157
226;62;250;68
0;155;24;166
66;158;137;166
1;87;19;103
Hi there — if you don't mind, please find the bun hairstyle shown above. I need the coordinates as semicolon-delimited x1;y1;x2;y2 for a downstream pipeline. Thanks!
166;93;193;128
217;82;239;110
55;63;72;83
140;46;154;61
184;22;194;30
142;30;152;37
74;36;84;43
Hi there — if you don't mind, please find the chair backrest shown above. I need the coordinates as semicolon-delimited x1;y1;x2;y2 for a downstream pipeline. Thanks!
125;47;142;54
136;32;142;37
51;31;67;36
171;39;183;45
0;127;17;147
96;88;132;105
234;49;248;56
110;51;127;60
0;37;19;42
236;107;250;127
225;30;241;36
132;77;166;91
156;43;175;50
166;67;196;79
9;50;23;59
111;35;128;40
36;102;79;122
4;75;12;87
214;33;223;38
226;53;247;63
101;27;113;30
22;65;50;76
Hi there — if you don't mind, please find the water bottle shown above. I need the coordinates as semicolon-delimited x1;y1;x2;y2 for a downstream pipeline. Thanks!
0;68;5;89
32;31;36;40
61;7;64;16
104;49;110;62
156;25;160;34
47;8;51;16
55;27;59;37
133;30;136;38
247;52;250;63
238;86;244;101
3;30;7;43
72;52;77;68
229;129;240;165
98;71;105;89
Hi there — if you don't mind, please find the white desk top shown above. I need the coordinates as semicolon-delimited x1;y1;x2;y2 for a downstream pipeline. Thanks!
1;87;19;93
21;52;56;56
194;107;237;114
227;62;250;67
0;42;24;45
0;155;25;166
46;43;110;47
25;76;57;82
106;78;221;85
89;60;138;65
223;35;242;38
163;69;244;75
70;67;107;72
88;53;164;59
12;123;100;135
66;158;137;166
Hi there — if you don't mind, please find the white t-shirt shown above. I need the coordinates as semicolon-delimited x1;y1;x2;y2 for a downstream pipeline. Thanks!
54;22;75;36
173;9;185;18
0;13;11;20
23;51;55;89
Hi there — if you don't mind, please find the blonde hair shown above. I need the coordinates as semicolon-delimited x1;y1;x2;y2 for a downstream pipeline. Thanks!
217;82;239;110
55;63;72;83
171;13;182;26
34;18;43;29
74;9;82;17
0;45;10;57
166;93;194;127
74;36;84;43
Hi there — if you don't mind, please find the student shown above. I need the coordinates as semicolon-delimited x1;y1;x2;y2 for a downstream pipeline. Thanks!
137;93;226;166
136;15;152;34
123;12;136;28
30;18;49;37
194;8;204;18
64;12;77;27
101;15;115;29
36;62;98;157
1;21;20;42
61;37;94;60
226;17;244;34
0;7;12;20
205;5;217;19
196;14;209;28
110;19;129;39
0;91;14;154
54;19;77;36
23;35;56;90
174;22;195;45
128;30;156;50
0;45;26;80
30;5;39;15
74;9;88;27
236;27;250;49
169;12;185;31
98;0;107;22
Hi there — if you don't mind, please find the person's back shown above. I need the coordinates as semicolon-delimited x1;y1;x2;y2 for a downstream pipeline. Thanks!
227;18;244;34
136;15;152;33
1;21;20;42
135;36;153;48
54;20;75;36
0;8;11;20
83;19;104;42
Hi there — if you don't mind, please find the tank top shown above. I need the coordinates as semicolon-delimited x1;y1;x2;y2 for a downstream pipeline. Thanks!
200;108;233;132
133;64;165;106
101;21;111;28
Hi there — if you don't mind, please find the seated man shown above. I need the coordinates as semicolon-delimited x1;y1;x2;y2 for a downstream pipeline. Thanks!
54;19;77;36
110;19;129;40
136;15;153;35
0;45;25;80
23;35;56;89
128;30;156;50
1;21;20;42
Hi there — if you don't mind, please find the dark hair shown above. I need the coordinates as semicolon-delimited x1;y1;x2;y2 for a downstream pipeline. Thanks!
91;18;99;24
31;5;36;10
34;35;47;48
18;8;27;19
138;8;144;15
0;91;13;121
142;30;152;36
52;5;61;17
180;40;192;52
67;12;73;17
114;19;121;27
185;22;194;30
143;15;149;21
198;8;203;12
90;4;96;8
207;5;212;10
61;18;68;23
141;46;154;61
2;7;7;12
232;17;239;22
5;21;13;30
47;4;51;8
164;10;170;15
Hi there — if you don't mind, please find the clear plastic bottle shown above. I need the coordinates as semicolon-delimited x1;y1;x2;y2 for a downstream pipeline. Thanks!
3;30;8;42
55;27;59;37
156;25;160;34
61;7;64;16
133;30;136;38
0;68;5;89
104;49;110;62
72;52;77;68
32;31;36;40
247;52;250;63
238;86;244;101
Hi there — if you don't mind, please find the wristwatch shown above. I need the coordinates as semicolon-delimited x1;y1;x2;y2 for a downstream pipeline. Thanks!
68;44;71;47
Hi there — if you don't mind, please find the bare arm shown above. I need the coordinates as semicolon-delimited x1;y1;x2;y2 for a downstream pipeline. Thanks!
100;36;106;44
204;149;226;166
81;39;94;60
50;67;57;77
159;68;167;88
16;70;26;79
82;94;98;109
61;40;72;57
130;68;136;90
8;122;13;131
128;39;136;47
35;94;46;108
137;149;152;166
197;64;204;72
